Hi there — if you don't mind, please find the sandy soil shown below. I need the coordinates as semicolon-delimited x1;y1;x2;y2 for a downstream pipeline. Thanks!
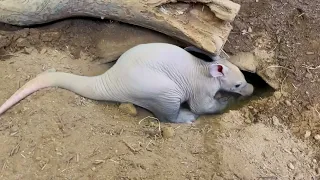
0;0;319;179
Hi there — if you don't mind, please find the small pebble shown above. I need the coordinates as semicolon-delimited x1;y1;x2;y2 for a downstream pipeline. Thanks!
282;91;289;97
278;55;287;60
119;103;137;116
248;27;253;33
244;118;252;124
272;116;281;126
285;100;292;106
314;134;320;141
313;159;317;163
24;47;35;54
10;125;19;133
241;29;247;35
291;147;299;153
40;48;47;54
305;73;313;79
304;130;311;138
148;121;157;127
273;91;282;99
294;173;304;180
288;162;295;170
316;168;320;174
306;52;315;55
91;167;96;171
161;127;175;139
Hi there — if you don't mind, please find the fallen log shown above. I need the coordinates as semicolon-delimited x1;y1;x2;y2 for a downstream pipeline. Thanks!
0;0;240;54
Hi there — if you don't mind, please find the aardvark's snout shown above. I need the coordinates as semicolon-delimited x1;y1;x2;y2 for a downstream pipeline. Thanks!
240;83;254;96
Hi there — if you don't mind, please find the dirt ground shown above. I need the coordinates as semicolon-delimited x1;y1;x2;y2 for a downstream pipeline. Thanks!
0;0;320;179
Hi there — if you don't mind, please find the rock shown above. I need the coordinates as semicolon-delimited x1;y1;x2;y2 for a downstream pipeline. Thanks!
243;108;253;123
273;91;282;99
272;116;281;126
119;103;137;116
285;100;292;106
228;52;258;73
304;130;311;138
314;134;320;141
288;162;295;170
244;118;252;124
316;168;320;174
306;52;315;55
161;127;175;139
16;37;30;47
294;173;304;180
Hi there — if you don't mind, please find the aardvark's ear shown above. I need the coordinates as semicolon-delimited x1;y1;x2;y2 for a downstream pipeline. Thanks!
209;64;229;77
184;46;217;62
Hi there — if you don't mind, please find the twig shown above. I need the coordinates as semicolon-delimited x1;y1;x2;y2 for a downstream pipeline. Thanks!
1;160;7;171
280;74;288;93
139;116;161;132
221;49;230;59
302;64;320;70
41;163;47;170
122;140;138;153
313;105;320;119
145;140;153;150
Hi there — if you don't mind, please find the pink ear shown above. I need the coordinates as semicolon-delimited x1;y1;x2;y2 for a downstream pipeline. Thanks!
209;64;224;77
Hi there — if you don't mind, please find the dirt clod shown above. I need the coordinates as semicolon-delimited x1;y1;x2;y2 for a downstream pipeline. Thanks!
288;162;295;170
272;116;281;126
40;48;47;54
285;100;292;106
305;130;312;138
119;103;137;116
161;126;175;139
16;38;30;47
273;91;282;99
314;134;320;141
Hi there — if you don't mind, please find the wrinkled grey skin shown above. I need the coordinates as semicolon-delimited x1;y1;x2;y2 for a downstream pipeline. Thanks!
0;43;254;123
